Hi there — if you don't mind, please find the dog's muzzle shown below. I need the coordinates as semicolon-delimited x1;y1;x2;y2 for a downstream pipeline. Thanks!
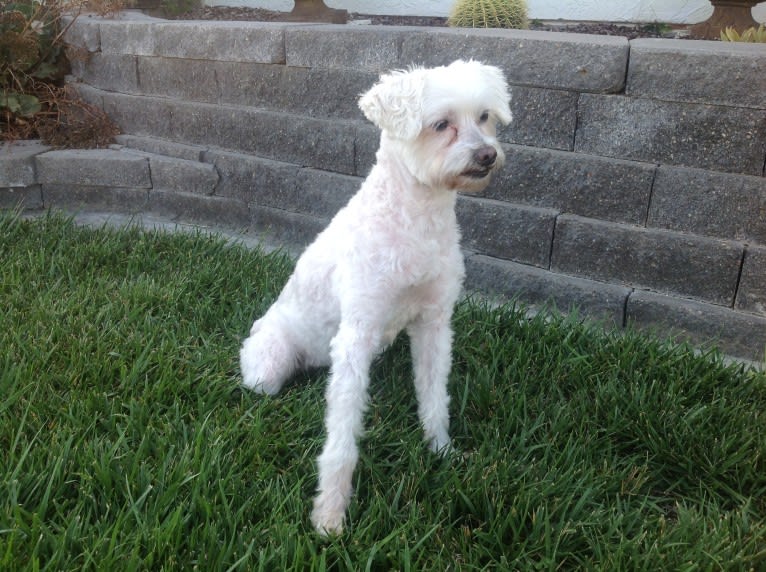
464;146;498;178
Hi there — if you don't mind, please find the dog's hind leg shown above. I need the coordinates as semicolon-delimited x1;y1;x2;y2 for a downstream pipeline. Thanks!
239;318;300;395
408;313;454;454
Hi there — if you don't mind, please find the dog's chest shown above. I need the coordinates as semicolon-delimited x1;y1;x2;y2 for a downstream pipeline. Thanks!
383;231;463;335
384;217;461;286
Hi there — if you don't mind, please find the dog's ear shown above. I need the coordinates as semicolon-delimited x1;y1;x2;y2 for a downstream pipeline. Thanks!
479;63;513;126
359;68;426;140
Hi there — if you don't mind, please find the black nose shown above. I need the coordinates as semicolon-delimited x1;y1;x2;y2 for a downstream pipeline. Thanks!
474;146;497;168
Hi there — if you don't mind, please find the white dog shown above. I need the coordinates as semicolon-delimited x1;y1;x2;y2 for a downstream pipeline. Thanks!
240;59;512;535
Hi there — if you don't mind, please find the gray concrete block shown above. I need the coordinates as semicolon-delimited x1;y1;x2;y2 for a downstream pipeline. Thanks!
400;28;629;93
145;154;219;195
148;190;250;229
114;135;205;162
0;186;43;210
137;57;219;103
286;25;401;71
100;21;286;63
171;103;358;175
204;150;299;203
43;184;149;213
208;152;359;218
215;63;375;121
627;290;766;363
36;149;151;188
354;124;381;177
62;15;100;53
99;90;173;140
485;146;655;225
74;53;138;93
499;86;578;151
648;166;766;243
67;82;104;109
292;168;361;219
288;68;376;121
551;215;744;306
736;246;766;316
97;91;359;175
258;111;357;175
628;39;766;109
250;204;328;251
214;61;282;108
457;197;557;268
575;94;766;175
97;20;157;56
0;140;50;187
464;253;630;326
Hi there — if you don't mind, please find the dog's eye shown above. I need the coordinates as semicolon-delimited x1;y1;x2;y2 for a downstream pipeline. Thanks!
433;119;450;132
479;110;490;123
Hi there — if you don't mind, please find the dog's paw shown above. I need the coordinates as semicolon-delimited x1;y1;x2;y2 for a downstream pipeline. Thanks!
240;371;282;396
429;437;454;457
311;492;347;536
240;367;283;396
426;427;453;456
239;337;285;396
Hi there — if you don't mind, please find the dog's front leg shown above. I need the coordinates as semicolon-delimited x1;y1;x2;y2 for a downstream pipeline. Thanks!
310;322;379;535
408;311;454;454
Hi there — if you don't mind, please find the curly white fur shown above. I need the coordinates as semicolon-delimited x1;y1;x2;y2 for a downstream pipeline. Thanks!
240;59;512;535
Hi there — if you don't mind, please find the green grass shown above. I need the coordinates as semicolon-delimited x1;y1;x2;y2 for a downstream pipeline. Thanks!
1;211;765;571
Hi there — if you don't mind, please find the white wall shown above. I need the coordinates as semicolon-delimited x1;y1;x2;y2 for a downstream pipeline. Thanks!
207;0;766;24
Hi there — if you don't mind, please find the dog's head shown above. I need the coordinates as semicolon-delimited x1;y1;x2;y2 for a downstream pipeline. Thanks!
359;59;512;193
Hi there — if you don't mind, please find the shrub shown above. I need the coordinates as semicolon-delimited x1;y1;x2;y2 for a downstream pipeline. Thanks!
448;0;528;29
0;0;119;146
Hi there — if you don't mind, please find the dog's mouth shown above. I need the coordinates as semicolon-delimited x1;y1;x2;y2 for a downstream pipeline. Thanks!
462;168;492;179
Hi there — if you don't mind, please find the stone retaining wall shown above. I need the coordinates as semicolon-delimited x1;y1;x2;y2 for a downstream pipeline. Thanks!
1;11;765;362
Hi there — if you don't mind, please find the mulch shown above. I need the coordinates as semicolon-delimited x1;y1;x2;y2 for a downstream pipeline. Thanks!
168;6;691;40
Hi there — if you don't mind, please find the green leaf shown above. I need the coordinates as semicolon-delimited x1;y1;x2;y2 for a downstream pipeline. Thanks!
0;92;41;116
18;93;41;116
3;3;36;19
0;94;21;113
31;61;58;80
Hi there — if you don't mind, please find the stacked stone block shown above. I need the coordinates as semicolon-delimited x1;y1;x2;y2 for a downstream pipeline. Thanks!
2;11;763;362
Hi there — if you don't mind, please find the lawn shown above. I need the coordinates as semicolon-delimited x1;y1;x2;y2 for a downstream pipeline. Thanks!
1;212;765;571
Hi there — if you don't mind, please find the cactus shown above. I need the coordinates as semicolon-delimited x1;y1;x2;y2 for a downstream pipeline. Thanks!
448;0;529;29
